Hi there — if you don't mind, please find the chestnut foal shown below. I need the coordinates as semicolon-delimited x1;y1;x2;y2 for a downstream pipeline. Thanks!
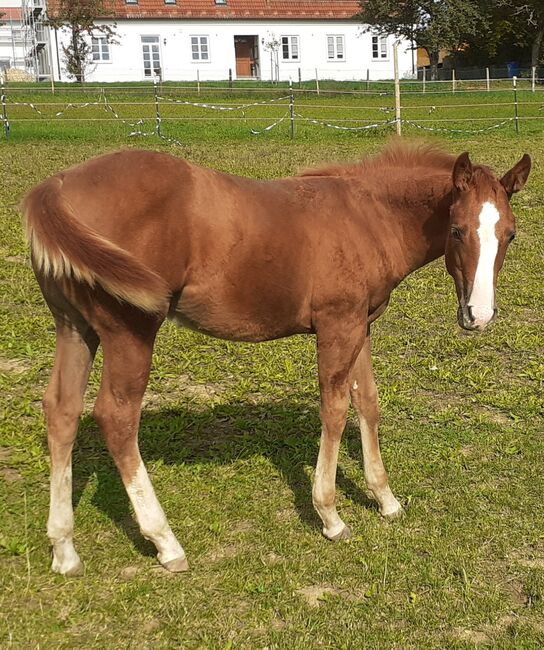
23;144;530;575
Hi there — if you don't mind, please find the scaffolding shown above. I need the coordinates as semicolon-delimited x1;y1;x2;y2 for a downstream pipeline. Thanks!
21;0;52;80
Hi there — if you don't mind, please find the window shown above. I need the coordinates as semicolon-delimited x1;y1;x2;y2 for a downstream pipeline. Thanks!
91;36;110;62
281;35;299;61
215;0;227;4
141;35;161;77
165;0;176;4
125;0;138;4
191;35;209;61
327;35;344;60
372;35;388;60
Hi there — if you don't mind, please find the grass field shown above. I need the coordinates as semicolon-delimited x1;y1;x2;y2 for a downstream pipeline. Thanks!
0;85;543;648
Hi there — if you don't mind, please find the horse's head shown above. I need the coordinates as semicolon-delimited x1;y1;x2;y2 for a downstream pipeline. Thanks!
445;152;531;331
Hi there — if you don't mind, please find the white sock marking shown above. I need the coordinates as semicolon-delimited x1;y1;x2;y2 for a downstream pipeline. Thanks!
126;460;185;564
468;202;499;327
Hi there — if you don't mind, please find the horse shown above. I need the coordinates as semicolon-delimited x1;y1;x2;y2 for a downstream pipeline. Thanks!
22;144;531;576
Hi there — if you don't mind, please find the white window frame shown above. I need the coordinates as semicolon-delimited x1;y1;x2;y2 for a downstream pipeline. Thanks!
281;35;299;61
91;36;111;63
327;35;345;61
371;35;388;60
141;35;162;78
190;35;210;62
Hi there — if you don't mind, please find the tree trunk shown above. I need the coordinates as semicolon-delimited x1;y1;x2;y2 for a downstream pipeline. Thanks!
531;25;543;69
428;49;440;81
72;28;83;83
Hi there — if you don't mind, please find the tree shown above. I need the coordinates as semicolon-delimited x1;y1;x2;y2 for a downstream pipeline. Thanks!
358;0;485;79
48;0;117;82
498;0;544;67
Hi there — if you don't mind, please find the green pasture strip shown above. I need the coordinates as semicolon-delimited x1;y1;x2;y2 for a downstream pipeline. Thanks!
0;134;543;648
1;84;543;143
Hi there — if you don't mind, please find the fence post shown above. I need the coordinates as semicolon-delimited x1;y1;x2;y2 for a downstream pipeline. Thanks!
1;73;9;141
532;66;536;93
486;67;490;92
513;75;519;134
315;68;320;95
298;67;301;88
366;68;370;91
153;77;162;138
229;68;232;88
393;41;401;135
452;69;456;93
197;69;200;95
422;67;426;93
289;79;295;140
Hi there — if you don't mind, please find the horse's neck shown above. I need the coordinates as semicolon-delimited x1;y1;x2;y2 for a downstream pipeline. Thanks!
385;174;453;276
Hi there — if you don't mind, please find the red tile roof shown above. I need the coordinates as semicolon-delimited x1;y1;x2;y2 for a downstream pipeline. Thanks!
49;0;361;21
0;7;22;20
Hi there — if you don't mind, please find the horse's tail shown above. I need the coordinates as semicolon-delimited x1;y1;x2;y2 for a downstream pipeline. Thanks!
22;176;170;314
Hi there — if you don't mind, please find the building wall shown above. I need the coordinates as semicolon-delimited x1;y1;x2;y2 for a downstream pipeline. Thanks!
0;4;25;69
52;19;414;82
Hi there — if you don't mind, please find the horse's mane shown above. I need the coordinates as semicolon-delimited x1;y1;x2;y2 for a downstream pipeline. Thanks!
299;142;456;178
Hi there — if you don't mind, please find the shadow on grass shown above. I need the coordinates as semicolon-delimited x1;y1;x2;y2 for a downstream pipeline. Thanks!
71;400;375;558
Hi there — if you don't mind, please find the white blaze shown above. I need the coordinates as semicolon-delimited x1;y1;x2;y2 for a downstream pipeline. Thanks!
468;202;500;327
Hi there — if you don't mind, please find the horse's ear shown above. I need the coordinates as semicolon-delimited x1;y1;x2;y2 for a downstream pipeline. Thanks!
452;152;473;192
500;154;531;198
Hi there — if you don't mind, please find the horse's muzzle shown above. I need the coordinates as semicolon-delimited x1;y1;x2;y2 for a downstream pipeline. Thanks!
457;304;497;331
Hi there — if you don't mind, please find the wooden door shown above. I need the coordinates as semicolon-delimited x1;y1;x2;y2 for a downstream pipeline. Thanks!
235;39;252;77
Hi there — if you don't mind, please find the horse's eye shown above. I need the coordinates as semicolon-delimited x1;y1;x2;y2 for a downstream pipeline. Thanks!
451;226;464;241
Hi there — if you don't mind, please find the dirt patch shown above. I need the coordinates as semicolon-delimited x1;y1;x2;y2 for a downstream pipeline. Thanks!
119;565;140;580
451;614;518;645
207;544;239;562
230;520;253;534
5;255;27;265
0;467;22;483
0;357;30;374
0;447;13;462
296;585;341;608
516;558;544;570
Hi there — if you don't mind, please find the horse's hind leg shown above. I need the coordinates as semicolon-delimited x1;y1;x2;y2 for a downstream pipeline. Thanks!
93;322;187;572
349;337;403;518
44;319;98;576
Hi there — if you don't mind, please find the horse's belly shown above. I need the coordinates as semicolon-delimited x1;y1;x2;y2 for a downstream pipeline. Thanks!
169;286;312;343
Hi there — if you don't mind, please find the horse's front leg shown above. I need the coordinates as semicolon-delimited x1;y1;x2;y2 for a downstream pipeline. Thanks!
349;337;403;518
312;318;366;540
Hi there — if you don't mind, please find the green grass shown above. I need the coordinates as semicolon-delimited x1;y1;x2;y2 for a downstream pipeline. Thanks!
0;90;543;648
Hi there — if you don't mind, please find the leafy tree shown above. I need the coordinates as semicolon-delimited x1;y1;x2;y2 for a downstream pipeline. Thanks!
358;0;485;79
498;0;544;67
48;0;117;82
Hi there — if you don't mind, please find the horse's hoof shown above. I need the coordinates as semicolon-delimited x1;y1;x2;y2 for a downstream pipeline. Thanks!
52;558;85;577
162;556;189;573
329;525;352;541
381;505;404;520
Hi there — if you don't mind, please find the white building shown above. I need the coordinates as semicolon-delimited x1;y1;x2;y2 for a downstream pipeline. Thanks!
0;3;24;70
1;0;52;79
48;0;414;83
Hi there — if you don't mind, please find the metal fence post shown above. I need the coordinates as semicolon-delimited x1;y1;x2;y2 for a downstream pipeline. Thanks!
513;75;519;134
1;74;9;141
486;67;490;92
452;69;456;93
315;68;320;95
532;66;536;93
422;67;426;93
197;69;200;95
153;77;162;138
393;41;401;135
289;79;295;140
298;67;301;88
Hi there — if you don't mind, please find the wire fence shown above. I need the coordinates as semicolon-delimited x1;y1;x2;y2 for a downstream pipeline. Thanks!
1;75;544;143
